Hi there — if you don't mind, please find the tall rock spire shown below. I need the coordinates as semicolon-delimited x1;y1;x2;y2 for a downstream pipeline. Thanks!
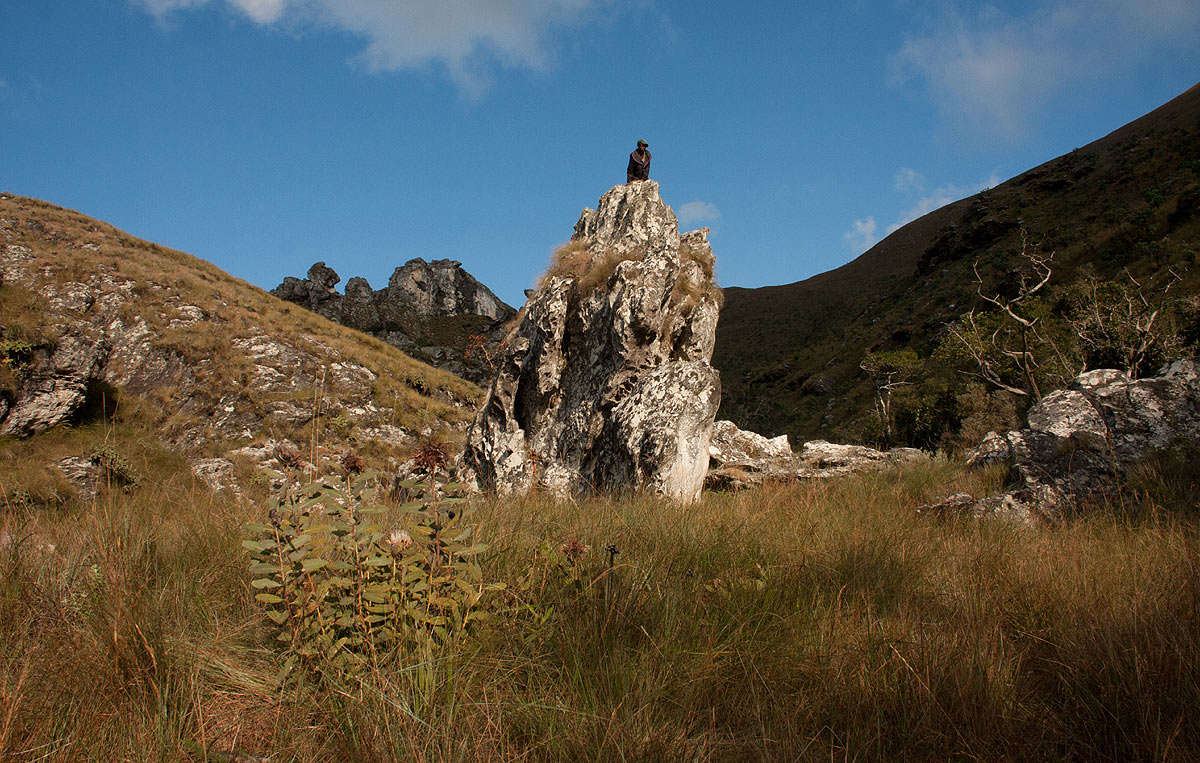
463;181;722;502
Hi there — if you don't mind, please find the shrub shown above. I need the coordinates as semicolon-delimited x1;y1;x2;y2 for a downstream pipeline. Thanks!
242;469;503;681
89;446;141;490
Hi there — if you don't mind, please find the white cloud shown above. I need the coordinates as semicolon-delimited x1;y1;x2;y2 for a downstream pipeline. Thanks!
844;217;878;253
885;172;1000;235
894;167;924;194
232;0;287;23
676;200;720;228
134;0;603;95
891;0;1200;139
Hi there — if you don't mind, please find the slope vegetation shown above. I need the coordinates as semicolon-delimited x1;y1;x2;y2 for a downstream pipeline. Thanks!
715;82;1200;443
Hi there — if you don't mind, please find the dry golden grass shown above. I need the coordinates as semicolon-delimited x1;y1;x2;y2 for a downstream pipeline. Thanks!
538;240;646;296
537;237;723;322
2;446;1198;760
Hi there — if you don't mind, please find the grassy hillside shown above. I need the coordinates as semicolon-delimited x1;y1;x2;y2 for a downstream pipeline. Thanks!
2;191;1198;760
1;192;480;508
715;82;1200;444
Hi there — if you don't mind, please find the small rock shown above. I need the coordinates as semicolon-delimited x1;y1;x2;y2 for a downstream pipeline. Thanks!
190;458;241;495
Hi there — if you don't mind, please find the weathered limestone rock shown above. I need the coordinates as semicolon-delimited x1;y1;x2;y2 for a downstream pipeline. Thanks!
190;457;242;495
1;334;108;437
386;258;512;321
709;419;791;464
932;360;1200;520
705;420;794;490
464;181;721;501
796;440;928;479
704;421;932;491
54;455;102;502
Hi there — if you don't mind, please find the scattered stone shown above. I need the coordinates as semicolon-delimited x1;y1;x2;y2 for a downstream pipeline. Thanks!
54;456;102;501
708;419;791;464
190;457;241;495
795;440;927;479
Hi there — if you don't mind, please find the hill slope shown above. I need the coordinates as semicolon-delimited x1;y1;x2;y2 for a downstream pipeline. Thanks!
714;82;1200;442
1;193;479;504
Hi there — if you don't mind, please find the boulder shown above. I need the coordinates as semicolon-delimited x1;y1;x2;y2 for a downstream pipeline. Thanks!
705;420;795;490
704;422;931;491
55;455;102;501
190;457;241;495
795;440;927;479
937;360;1200;520
463;181;722;501
1;334;108;437
709;419;791;464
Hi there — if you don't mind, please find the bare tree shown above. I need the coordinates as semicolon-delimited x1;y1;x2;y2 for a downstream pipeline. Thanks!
1067;267;1184;378
860;349;919;443
944;233;1080;401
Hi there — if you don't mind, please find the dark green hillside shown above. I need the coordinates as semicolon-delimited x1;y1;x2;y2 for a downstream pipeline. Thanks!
715;82;1200;443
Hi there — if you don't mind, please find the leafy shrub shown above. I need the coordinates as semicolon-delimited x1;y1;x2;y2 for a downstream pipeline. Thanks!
89;446;141;490
242;469;502;681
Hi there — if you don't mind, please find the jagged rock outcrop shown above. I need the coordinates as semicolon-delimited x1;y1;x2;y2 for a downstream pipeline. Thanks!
463;181;722;501
272;259;515;383
922;360;1200;520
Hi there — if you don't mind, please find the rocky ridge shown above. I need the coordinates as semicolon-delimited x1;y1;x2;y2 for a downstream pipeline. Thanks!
272;259;515;383
463;181;722;501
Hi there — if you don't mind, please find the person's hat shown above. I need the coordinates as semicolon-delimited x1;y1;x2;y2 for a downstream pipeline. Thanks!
637;139;648;147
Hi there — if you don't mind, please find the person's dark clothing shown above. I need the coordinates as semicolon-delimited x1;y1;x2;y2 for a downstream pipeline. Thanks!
626;149;651;183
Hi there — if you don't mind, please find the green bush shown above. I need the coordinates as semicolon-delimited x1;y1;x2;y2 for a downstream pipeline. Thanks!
89;446;142;490
242;470;503;681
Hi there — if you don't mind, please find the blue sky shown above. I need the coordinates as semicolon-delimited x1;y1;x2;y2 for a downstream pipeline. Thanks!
2;1;1197;307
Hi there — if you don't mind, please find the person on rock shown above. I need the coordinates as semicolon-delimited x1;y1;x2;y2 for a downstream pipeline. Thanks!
626;139;651;184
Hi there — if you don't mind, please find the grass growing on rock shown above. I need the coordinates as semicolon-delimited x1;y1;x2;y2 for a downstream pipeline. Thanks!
539;240;645;296
3;455;1199;759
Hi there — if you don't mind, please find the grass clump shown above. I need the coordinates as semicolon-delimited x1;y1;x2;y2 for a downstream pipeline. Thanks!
538;237;723;317
538;240;648;296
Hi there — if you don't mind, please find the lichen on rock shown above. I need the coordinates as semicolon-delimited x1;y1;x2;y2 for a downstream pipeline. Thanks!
463;181;722;502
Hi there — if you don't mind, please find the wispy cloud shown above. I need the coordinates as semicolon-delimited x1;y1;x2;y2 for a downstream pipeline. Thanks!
846;169;999;252
133;0;605;96
885;170;1000;235
891;0;1200;139
843;217;878;253
676;200;720;228
894;167;924;194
